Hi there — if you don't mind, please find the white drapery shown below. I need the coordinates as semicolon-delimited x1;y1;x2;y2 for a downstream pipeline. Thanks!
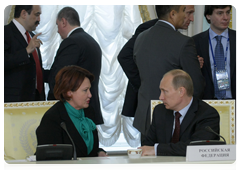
34;5;142;147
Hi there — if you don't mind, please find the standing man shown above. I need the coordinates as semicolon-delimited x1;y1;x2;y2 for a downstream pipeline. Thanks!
118;5;196;118
133;5;204;142
193;5;236;99
4;5;45;102
138;69;220;156
47;7;103;125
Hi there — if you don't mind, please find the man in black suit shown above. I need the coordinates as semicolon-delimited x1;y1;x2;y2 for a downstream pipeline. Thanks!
4;5;45;102
133;6;204;140
118;5;196;118
47;7;103;124
139;69;220;156
193;5;236;99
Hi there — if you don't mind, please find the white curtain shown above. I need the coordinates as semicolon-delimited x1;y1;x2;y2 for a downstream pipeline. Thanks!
34;5;142;147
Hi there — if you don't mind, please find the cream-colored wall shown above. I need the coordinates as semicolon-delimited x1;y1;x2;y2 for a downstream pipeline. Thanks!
4;5;12;25
232;6;236;29
146;5;157;20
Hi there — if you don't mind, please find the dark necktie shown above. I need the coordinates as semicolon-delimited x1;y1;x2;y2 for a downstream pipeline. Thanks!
25;31;43;94
171;112;182;143
213;35;225;99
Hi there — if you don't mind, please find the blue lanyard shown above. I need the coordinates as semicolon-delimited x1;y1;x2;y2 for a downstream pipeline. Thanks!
209;33;229;71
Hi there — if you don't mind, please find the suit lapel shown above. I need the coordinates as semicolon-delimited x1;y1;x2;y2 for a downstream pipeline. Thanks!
201;30;213;81
229;28;236;78
29;31;43;67
58;102;88;155
165;110;174;142
10;22;28;48
10;22;36;62
180;98;198;136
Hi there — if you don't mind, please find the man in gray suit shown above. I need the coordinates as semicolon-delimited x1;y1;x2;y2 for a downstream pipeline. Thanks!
133;5;205;142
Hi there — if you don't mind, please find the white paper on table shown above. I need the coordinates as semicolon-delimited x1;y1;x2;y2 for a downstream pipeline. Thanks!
26;155;36;162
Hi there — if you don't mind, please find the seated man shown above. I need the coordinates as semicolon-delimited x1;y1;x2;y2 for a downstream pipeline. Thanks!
139;69;220;156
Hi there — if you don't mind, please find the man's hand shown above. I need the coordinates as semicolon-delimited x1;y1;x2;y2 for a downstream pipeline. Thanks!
197;55;204;68
26;33;43;54
138;146;155;156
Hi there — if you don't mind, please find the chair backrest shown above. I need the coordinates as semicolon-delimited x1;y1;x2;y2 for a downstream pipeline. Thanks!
150;100;235;145
4;101;58;160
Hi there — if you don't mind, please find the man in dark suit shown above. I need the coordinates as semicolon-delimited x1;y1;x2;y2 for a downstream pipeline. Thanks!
138;69;220;156
117;19;158;117
133;5;204;140
4;5;45;102
192;5;236;99
118;5;196;117
47;7;103;124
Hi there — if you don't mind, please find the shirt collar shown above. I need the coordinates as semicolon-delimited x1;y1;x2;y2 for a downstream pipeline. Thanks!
158;20;176;30
174;97;193;118
209;28;229;40
13;19;27;38
67;27;81;38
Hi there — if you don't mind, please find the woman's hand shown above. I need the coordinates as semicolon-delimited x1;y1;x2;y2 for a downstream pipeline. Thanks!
98;151;108;157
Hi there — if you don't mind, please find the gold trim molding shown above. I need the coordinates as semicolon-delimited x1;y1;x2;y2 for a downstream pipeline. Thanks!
8;5;15;24
138;5;151;22
229;8;232;29
4;100;58;109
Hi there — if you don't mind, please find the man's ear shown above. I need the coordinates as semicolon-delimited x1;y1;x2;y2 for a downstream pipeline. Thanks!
206;15;211;22
169;10;176;19
178;87;186;97
20;10;28;19
61;18;68;27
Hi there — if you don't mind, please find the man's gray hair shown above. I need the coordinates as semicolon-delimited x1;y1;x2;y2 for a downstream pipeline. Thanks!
57;7;80;26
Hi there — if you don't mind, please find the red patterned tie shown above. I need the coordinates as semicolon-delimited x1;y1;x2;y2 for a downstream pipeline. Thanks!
25;31;43;93
171;112;182;143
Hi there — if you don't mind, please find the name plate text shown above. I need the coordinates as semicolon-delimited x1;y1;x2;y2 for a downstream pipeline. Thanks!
186;145;236;162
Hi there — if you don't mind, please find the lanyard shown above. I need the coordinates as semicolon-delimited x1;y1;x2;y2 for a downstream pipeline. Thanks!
209;33;229;71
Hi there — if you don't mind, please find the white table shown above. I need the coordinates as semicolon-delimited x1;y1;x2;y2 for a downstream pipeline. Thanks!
5;156;236;170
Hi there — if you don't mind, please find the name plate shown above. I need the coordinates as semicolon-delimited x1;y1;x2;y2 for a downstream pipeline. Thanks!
186;145;236;162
